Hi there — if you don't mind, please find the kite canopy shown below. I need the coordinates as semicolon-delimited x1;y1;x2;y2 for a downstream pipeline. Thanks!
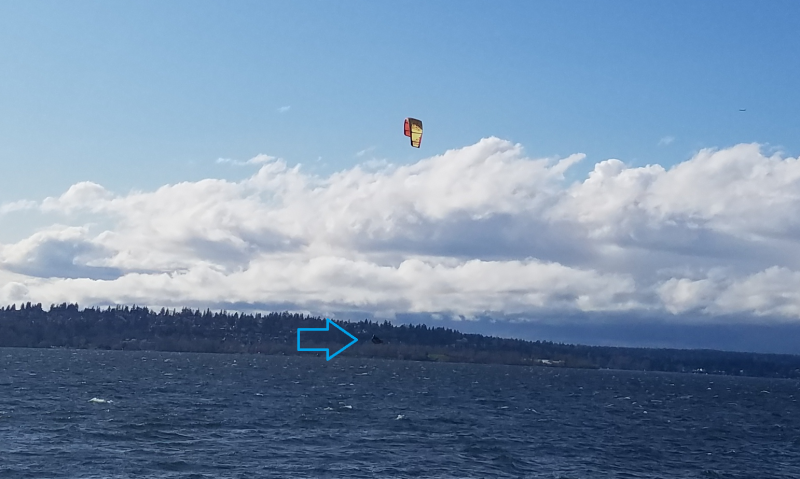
403;118;423;148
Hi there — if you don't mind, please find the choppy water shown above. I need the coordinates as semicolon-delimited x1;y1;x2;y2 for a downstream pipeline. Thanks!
0;348;798;478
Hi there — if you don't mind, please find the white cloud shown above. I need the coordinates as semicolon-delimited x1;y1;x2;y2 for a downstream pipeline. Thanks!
277;105;291;113
246;154;278;165
0;200;37;215
2;138;800;323
356;146;376;157
216;154;279;167
658;136;675;146
40;182;113;214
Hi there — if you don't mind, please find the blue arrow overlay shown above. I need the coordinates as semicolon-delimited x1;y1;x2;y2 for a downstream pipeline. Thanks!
297;318;358;360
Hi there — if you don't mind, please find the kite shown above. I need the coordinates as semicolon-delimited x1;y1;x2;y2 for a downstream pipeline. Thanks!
404;118;423;148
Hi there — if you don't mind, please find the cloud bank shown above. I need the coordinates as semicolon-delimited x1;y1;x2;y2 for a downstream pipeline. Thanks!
2;138;800;326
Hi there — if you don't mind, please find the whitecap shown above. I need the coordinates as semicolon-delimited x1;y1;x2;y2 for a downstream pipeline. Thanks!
395;414;405;420
88;398;112;404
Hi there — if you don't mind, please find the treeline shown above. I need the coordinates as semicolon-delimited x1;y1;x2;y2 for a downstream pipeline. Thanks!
1;302;799;379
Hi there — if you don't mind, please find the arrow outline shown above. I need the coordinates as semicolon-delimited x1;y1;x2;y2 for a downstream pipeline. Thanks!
297;318;358;360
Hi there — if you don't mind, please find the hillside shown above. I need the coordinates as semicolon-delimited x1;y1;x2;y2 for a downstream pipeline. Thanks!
1;303;799;379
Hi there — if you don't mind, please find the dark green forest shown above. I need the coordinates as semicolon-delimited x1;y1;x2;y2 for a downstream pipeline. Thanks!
1;302;799;379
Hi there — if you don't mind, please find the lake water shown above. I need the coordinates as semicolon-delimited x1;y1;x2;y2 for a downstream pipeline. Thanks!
0;347;798;478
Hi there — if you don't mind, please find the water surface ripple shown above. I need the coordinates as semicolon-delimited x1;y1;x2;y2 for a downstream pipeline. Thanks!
0;348;798;478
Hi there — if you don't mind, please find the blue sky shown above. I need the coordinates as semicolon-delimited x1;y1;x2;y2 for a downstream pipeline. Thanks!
2;1;798;201
3;1;800;353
